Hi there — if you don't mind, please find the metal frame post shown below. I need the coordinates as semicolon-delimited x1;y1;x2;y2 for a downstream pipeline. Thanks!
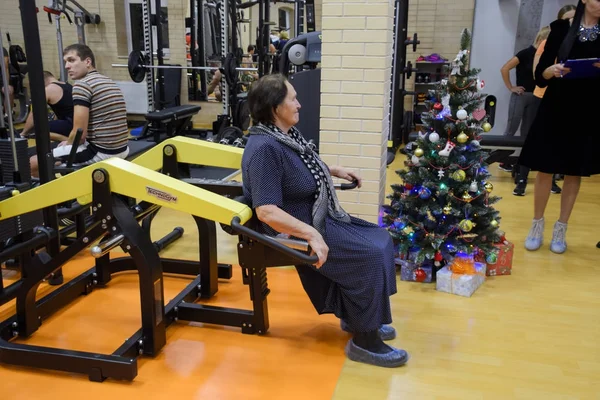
18;0;61;256
154;0;166;109
219;0;229;116
143;0;155;112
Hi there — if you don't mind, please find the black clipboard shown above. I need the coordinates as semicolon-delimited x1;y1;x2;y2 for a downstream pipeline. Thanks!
563;58;600;79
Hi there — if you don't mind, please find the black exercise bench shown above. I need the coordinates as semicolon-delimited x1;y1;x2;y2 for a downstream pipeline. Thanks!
138;104;202;143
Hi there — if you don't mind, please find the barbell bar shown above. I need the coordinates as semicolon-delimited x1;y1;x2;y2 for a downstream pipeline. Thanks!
111;63;258;72
112;50;258;83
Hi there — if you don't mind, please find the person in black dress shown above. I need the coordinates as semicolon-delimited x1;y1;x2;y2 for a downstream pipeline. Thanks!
519;0;600;254
241;74;408;368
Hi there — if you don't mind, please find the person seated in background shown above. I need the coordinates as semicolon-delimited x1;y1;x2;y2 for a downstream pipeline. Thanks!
242;74;408;368
207;58;223;102
30;44;129;177
1;47;15;110
241;45;259;87
20;71;74;142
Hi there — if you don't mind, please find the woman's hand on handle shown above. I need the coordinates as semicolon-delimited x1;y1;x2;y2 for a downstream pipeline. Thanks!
329;165;362;188
256;204;329;268
307;230;329;269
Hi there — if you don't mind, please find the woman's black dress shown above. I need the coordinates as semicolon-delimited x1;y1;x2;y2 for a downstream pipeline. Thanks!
519;19;600;176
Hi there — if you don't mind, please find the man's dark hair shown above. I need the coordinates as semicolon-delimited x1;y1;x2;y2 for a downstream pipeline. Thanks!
63;43;96;67
248;74;288;125
247;44;256;53
43;71;54;80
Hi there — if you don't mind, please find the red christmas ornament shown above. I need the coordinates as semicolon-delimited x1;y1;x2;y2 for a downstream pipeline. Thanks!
405;183;414;190
433;102;443;111
414;268;427;282
434;251;443;267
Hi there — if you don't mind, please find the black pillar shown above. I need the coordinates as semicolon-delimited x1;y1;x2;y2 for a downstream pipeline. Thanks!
18;0;60;256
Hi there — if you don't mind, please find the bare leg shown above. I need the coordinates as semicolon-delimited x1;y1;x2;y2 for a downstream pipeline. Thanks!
558;175;581;223
533;172;553;220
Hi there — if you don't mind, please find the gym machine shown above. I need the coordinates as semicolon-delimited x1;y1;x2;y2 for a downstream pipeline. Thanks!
3;32;29;125
116;0;255;143
388;0;419;164
43;0;101;82
280;31;322;147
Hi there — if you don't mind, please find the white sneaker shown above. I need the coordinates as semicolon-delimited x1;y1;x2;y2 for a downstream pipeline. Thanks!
525;218;544;251
550;221;568;254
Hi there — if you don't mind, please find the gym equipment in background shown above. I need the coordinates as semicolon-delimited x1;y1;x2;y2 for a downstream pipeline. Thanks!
42;0;101;82
388;0;419;164
280;31;322;148
4;32;29;125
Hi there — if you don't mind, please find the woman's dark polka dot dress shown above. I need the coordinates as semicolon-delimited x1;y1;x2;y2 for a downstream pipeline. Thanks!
242;134;397;333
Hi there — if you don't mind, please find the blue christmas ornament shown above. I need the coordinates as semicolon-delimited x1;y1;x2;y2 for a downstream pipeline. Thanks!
419;187;432;199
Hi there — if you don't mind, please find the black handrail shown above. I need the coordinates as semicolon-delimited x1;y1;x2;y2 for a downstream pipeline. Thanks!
230;216;318;264
334;179;359;191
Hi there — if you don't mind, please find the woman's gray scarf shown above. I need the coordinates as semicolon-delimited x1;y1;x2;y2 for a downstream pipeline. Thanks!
249;123;351;235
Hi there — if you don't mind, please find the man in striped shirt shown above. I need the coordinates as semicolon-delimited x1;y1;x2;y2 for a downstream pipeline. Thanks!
30;44;129;177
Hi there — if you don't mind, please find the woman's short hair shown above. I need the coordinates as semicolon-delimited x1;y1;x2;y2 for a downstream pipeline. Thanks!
248;74;288;125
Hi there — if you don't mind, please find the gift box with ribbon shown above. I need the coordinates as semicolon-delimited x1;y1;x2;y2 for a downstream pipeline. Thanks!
399;260;435;283
436;253;485;297
485;240;514;276
473;237;514;276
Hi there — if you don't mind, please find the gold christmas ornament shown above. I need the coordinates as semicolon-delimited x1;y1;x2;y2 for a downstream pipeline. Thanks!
462;192;473;202
414;148;424;157
443;204;452;215
482;122;492;132
484;182;494;193
457;132;468;143
490;220;499;228
452;170;466;182
403;226;413;234
459;219;474;232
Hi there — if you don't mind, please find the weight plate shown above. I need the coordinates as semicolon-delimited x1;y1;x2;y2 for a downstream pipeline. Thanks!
128;50;147;83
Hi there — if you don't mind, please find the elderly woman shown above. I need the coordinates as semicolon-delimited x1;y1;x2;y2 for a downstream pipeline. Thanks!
241;74;408;368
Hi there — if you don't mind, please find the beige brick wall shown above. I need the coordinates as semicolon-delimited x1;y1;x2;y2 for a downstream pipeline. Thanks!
319;0;394;224
0;0;188;103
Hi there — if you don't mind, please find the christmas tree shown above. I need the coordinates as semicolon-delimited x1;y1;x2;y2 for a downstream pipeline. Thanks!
384;29;502;269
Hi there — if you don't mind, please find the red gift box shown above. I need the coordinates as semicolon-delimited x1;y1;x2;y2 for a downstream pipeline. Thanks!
485;240;514;276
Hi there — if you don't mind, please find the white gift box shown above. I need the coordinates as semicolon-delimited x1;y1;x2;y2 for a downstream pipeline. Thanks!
436;262;486;297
